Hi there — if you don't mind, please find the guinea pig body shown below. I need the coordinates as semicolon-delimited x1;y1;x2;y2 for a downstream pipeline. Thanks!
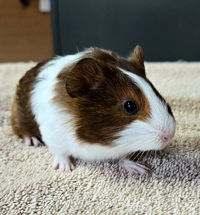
11;46;176;173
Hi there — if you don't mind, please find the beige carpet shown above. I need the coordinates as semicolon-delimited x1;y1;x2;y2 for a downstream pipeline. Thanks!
0;62;199;215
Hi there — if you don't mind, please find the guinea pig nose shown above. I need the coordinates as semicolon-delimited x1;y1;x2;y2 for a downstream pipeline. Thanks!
161;132;171;143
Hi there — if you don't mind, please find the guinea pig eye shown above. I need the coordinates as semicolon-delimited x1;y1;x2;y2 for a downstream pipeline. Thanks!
123;100;139;115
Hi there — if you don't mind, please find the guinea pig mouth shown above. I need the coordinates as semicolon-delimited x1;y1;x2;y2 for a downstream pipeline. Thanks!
142;134;173;151
154;134;173;150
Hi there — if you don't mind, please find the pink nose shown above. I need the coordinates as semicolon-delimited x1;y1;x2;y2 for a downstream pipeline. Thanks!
161;133;170;143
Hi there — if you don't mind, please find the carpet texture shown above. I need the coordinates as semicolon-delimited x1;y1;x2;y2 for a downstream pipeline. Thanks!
0;62;199;215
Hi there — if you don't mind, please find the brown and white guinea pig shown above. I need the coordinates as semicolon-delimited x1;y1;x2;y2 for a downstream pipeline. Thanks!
11;45;176;174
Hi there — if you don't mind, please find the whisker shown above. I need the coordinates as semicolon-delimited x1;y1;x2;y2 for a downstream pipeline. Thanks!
76;46;80;53
138;151;145;161
120;151;133;161
155;150;157;159
129;151;138;160
132;151;142;161
146;150;150;158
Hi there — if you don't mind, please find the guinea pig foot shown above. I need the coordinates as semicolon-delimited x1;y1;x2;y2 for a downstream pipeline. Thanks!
23;136;42;147
118;159;149;175
53;155;75;172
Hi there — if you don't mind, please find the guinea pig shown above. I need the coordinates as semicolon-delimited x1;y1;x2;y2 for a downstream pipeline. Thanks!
11;45;176;174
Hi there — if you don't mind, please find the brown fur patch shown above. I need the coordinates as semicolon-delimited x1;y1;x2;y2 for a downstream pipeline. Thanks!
55;49;150;145
86;47;146;78
11;61;48;140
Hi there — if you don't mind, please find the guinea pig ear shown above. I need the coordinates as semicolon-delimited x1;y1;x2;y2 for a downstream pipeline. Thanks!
127;45;146;76
65;58;105;98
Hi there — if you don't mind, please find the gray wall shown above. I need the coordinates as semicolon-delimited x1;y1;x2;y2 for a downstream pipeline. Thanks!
51;0;200;61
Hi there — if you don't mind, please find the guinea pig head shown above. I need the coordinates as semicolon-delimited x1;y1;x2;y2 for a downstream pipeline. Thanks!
61;46;176;153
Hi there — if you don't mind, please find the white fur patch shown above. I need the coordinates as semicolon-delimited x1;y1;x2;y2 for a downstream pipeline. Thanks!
114;69;176;151
31;53;84;159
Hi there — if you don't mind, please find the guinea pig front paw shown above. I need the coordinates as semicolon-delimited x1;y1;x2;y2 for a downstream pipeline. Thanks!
53;154;75;172
118;159;149;175
23;136;42;147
